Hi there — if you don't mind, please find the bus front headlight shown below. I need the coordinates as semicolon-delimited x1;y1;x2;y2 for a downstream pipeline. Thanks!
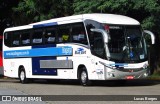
108;72;115;77
143;72;148;77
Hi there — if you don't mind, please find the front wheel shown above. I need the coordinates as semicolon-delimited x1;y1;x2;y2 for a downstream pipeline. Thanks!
79;69;91;86
19;69;28;84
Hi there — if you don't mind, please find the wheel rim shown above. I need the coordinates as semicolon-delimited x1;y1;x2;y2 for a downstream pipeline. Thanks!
20;71;25;81
81;71;87;83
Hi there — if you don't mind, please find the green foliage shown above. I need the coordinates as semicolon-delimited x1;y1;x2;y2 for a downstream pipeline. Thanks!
11;0;160;35
12;0;35;25
12;0;73;25
6;0;160;36
0;0;19;33
74;0;133;14
74;0;103;14
74;0;160;35
149;71;160;79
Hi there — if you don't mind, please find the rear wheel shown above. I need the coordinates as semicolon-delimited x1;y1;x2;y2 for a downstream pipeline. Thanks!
19;69;28;84
79;68;91;86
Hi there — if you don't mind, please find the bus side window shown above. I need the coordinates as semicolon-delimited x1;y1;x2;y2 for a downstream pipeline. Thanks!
71;23;87;45
12;32;21;46
4;32;12;47
57;25;70;43
32;29;43;45
90;31;106;59
21;30;31;46
45;27;56;44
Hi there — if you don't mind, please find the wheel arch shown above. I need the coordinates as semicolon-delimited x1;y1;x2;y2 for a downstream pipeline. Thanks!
18;65;25;77
77;64;87;79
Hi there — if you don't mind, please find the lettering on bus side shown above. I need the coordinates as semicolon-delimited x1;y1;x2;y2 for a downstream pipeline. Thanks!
75;48;86;54
62;47;72;55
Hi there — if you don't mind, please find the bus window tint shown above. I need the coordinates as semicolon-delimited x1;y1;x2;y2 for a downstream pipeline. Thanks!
32;29;43;45
71;23;87;45
58;25;70;43
4;32;12;47
12;31;21;46
45;27;56;44
21;30;31;46
90;31;106;59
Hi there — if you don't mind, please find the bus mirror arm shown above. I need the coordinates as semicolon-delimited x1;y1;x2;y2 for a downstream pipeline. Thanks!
90;28;109;43
144;30;155;44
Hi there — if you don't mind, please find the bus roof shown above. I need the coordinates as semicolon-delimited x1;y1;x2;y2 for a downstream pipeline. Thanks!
30;13;140;26
4;13;140;32
83;13;140;25
4;25;32;33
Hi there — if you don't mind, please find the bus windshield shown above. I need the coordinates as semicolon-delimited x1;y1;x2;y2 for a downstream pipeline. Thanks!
104;25;147;63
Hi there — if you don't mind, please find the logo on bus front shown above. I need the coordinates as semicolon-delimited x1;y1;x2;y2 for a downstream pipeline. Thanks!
75;48;86;54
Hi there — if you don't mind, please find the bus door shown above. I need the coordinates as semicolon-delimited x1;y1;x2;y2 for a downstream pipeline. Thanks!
89;29;109;80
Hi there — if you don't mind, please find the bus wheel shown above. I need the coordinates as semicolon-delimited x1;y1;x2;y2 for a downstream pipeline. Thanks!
19;69;28;84
79;68;91;86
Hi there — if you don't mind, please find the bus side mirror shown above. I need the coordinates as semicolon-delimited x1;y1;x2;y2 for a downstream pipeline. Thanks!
144;30;155;44
90;29;109;43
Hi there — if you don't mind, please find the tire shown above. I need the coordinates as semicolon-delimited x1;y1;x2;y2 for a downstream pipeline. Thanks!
19;69;28;84
79;68;91;86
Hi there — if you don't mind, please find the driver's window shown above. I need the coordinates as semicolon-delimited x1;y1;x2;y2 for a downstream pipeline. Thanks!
89;31;106;59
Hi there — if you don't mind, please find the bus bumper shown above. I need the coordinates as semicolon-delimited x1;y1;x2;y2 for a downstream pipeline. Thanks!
105;68;150;80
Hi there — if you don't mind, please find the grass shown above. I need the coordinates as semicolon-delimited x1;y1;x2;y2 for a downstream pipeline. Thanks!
148;71;160;80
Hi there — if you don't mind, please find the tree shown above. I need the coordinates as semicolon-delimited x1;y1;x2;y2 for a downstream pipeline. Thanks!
12;0;74;25
1;0;160;73
74;0;160;34
0;0;19;34
73;0;104;13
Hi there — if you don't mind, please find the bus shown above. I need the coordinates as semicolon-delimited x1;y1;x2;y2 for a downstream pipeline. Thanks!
3;13;155;86
0;35;3;76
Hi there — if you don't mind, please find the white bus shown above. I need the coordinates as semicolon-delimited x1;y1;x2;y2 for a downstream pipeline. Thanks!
3;13;155;86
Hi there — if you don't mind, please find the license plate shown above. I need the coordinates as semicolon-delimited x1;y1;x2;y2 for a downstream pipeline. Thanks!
125;76;134;79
